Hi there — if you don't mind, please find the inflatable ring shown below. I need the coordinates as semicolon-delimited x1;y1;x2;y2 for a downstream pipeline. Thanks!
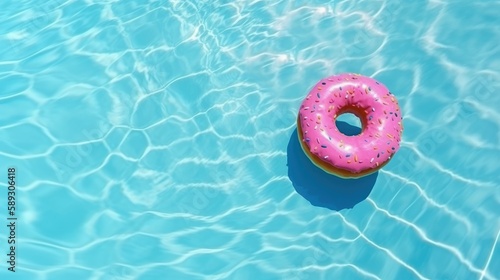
297;73;403;178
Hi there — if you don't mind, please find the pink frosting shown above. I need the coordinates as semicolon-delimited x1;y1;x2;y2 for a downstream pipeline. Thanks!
298;73;403;175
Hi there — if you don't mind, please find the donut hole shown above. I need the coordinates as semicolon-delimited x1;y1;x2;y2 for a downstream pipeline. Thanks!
335;113;363;136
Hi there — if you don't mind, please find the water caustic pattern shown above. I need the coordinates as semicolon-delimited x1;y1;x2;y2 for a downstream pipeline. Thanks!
0;0;499;279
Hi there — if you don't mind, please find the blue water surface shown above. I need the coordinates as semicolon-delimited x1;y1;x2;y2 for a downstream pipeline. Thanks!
0;0;499;279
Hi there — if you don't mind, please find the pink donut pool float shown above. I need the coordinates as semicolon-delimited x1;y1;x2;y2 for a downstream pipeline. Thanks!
297;73;403;178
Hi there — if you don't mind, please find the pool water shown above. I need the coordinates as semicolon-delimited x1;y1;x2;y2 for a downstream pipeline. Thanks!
1;0;499;279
